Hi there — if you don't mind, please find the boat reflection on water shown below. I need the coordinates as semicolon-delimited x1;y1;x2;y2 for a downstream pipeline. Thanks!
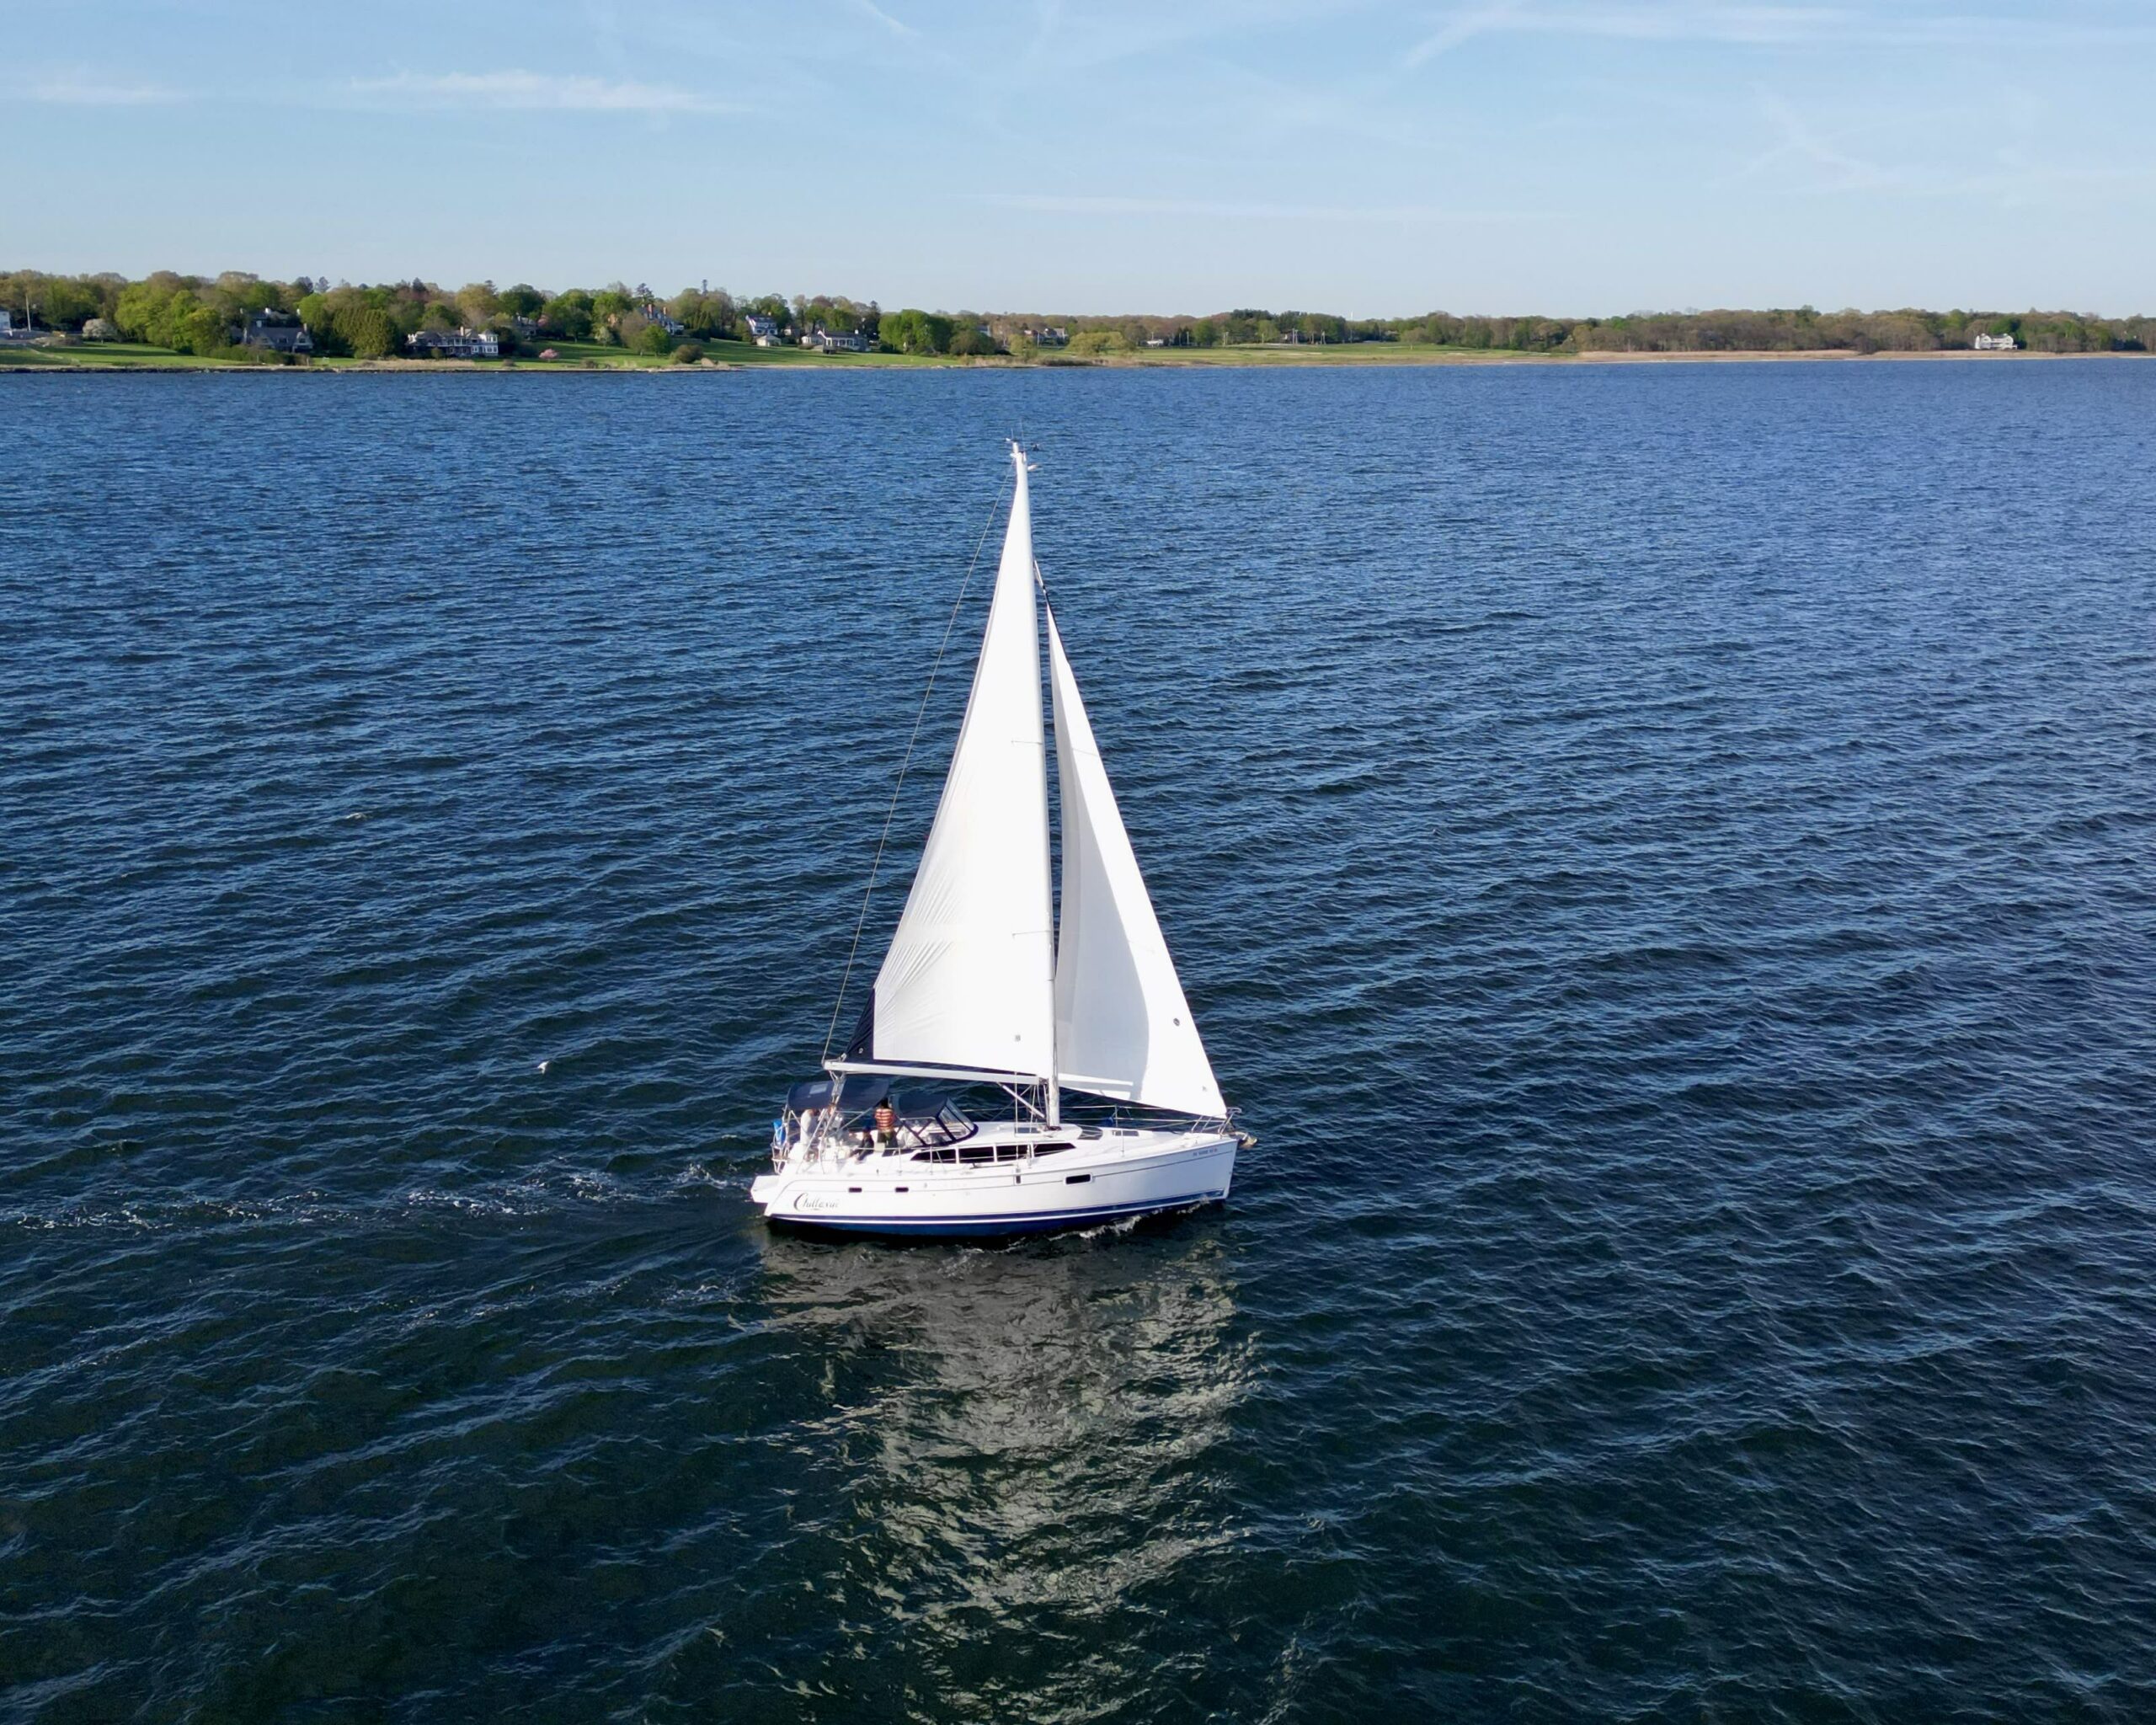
745;1224;1253;1717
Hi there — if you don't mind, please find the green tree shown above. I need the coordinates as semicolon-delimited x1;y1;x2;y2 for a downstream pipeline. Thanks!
170;297;229;356
114;280;177;343
211;272;284;321
35;276;105;330
338;307;401;359
879;308;952;354
296;293;347;355
498;283;545;319
541;290;594;339
672;288;735;339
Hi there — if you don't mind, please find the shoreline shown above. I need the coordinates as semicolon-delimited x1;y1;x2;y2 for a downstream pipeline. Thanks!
3;347;2142;377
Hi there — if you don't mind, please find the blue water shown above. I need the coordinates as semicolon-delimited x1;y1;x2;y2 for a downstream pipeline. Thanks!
4;361;2154;1722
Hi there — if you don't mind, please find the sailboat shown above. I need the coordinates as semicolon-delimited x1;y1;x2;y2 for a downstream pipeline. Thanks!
751;442;1245;1238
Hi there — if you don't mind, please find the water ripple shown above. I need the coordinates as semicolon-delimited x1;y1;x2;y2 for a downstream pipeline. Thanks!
3;364;2155;1721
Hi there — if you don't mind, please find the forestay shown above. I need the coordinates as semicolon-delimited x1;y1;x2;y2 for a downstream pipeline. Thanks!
1047;608;1225;1118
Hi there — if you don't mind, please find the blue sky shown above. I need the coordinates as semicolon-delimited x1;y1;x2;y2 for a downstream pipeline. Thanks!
4;1;2151;315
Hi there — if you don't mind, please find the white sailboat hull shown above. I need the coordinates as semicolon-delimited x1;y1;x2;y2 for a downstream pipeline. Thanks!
750;1128;1236;1239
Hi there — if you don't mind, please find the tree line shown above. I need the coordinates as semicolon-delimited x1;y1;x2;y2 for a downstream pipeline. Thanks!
5;269;2152;360
0;270;935;360
1033;304;2154;355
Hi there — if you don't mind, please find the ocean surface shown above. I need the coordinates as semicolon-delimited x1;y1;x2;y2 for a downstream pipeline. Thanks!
3;360;2154;1722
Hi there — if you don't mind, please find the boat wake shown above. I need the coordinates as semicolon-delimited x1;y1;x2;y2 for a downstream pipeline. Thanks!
7;1161;739;1236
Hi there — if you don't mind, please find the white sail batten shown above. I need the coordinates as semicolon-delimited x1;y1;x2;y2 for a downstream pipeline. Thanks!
1047;608;1225;1118
863;446;1056;1078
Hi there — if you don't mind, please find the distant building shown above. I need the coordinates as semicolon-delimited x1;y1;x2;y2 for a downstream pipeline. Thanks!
1022;325;1068;346
800;327;868;353
406;328;501;359
238;309;314;355
1145;336;1166;348
639;303;687;337
744;314;783;347
1972;332;2017;351
511;316;542;339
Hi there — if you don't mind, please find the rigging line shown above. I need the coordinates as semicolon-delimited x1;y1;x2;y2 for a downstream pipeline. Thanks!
822;467;1017;1064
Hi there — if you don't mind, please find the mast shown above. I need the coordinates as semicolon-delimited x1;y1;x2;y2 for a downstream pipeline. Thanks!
1021;440;1062;1130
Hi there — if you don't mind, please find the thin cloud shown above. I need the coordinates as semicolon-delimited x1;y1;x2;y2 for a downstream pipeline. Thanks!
1402;2;1520;68
349;70;741;114
1393;3;2110;63
16;72;187;105
852;0;917;35
1712;88;2156;205
982;193;1554;223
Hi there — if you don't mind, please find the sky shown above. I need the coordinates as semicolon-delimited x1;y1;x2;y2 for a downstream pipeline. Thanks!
3;0;2152;317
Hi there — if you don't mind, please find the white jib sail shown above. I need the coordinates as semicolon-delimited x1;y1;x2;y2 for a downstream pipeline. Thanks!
1047;606;1225;1117
866;446;1055;1079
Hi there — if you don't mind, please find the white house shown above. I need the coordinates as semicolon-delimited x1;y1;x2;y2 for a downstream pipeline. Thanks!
640;302;686;337
744;314;783;347
406;328;502;359
1972;332;2017;351
801;327;868;353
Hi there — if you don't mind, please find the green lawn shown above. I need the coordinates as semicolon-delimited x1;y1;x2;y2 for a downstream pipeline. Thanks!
512;339;1524;369
509;339;694;368
3;335;1540;372
3;340;237;369
1088;340;1540;366
513;336;953;366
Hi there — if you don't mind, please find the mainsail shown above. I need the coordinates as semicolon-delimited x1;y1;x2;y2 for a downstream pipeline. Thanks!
856;446;1055;1080
1047;608;1225;1117
846;443;1223;1119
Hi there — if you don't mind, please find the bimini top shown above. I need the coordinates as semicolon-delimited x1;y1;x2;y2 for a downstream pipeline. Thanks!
787;1074;893;1115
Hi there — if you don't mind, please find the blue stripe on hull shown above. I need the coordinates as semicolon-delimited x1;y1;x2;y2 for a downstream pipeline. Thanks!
768;1196;1222;1240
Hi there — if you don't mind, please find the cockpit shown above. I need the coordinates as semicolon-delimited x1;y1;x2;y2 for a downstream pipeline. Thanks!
775;1076;979;1162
